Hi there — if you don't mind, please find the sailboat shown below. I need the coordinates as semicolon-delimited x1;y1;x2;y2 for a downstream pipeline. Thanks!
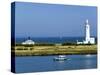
53;55;68;61
85;54;91;57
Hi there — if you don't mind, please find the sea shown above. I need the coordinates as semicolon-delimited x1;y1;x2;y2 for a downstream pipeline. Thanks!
16;37;97;43
16;37;87;43
15;55;97;73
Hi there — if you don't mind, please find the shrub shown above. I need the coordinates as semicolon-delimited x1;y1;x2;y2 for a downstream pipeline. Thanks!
34;43;55;46
62;42;77;45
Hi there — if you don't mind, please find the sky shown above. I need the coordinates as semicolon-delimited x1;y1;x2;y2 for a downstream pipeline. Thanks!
14;2;97;38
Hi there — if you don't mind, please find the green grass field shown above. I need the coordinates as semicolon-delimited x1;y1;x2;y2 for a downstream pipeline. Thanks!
11;44;97;56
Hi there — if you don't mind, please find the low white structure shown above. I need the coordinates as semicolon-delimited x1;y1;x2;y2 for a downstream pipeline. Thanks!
22;37;35;45
77;19;95;44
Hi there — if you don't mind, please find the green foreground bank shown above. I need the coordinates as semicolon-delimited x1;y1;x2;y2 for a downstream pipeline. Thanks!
11;44;97;56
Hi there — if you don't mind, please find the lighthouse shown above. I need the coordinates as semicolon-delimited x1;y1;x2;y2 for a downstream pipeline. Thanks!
85;19;90;42
83;19;95;44
77;19;95;44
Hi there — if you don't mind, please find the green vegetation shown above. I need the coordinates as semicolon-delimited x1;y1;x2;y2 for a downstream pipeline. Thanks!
62;42;77;45
11;43;97;56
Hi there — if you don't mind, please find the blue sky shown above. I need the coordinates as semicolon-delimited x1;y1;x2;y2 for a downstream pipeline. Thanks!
14;2;97;37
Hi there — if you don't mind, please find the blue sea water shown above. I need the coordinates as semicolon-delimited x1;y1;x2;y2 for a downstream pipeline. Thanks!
16;37;86;43
15;55;97;73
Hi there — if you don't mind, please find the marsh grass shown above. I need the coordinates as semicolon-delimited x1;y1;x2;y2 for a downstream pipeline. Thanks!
12;43;97;56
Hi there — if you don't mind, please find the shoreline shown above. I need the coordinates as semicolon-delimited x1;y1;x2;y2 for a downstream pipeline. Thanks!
14;53;97;57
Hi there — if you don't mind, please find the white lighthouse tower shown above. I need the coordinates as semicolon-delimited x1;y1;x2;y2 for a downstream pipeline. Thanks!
85;19;90;43
77;19;95;44
83;19;95;44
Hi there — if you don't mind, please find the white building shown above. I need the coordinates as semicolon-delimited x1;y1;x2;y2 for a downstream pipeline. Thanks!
22;37;35;45
77;19;95;44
